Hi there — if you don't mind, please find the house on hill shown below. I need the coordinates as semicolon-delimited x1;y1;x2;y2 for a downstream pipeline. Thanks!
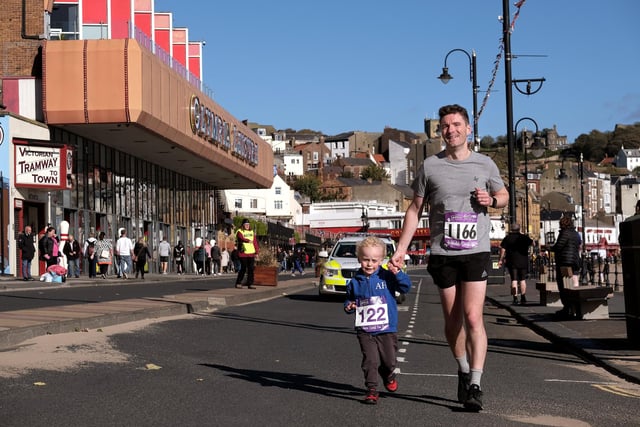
615;146;640;172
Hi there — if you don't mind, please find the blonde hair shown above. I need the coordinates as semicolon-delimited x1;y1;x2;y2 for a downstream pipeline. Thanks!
356;236;386;259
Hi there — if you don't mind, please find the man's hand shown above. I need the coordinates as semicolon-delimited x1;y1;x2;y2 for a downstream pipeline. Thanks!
389;251;406;270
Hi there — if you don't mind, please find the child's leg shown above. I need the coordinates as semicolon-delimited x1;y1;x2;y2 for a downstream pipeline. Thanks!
377;333;399;382
357;331;381;389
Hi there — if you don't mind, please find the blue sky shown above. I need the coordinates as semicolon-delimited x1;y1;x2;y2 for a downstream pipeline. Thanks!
157;0;640;143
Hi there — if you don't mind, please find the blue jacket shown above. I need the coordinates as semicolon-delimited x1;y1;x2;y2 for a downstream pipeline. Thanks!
344;267;412;334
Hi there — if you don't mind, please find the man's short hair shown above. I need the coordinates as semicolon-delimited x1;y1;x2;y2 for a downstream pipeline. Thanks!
438;104;470;124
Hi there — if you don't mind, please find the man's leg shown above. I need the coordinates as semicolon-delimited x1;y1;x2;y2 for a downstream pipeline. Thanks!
22;259;29;279
511;276;519;304
438;285;466;358
460;279;487;411
460;280;488;374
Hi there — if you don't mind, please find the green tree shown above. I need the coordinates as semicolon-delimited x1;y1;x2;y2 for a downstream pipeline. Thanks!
360;164;389;181
292;175;322;202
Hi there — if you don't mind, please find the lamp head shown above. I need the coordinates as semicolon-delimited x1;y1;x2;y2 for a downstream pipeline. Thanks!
438;67;453;84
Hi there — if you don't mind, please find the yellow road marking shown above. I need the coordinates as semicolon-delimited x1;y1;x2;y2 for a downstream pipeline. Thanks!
592;384;640;398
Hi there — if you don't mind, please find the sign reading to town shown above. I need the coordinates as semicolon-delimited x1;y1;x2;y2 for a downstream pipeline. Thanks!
14;143;72;189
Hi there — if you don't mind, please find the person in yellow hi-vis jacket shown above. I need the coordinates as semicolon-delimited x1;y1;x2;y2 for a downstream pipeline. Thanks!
235;218;259;289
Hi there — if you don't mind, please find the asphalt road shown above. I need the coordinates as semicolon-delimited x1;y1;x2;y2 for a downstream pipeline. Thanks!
1;272;639;426
0;274;284;312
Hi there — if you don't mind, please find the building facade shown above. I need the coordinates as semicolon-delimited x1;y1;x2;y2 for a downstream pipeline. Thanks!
0;0;273;277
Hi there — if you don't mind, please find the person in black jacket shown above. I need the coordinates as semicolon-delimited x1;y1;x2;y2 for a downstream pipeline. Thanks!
133;238;153;279
552;215;582;318
17;225;36;281
498;223;533;305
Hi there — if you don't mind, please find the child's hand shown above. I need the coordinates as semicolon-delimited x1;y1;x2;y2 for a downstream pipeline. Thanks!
387;263;399;274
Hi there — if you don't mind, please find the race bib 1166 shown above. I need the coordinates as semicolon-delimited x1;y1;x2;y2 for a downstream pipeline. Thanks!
444;211;478;250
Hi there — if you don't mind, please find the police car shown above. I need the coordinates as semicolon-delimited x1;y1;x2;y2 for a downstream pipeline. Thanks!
318;234;405;302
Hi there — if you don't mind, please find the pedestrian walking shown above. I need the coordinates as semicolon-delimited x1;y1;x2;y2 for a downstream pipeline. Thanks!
193;238;206;275
211;240;222;275
133;238;152;279
95;231;113;279
290;249;304;276
344;236;412;404
17;225;36;281
204;239;212;275
173;241;185;274
498;223;533;305
158;237;171;274
115;229;134;279
230;248;240;274
552;215;582;318
85;235;98;278
221;247;230;273
390;104;509;411
39;226;59;268
63;234;82;278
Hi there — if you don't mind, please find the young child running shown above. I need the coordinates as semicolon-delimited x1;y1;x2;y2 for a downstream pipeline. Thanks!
344;236;412;404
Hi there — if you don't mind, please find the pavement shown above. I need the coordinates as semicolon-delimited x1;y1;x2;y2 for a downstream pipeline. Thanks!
0;270;639;386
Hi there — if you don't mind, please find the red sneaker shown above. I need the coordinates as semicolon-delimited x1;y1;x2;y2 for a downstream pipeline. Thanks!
384;378;398;392
363;388;379;404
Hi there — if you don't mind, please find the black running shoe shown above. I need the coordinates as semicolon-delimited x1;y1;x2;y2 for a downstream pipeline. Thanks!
464;384;483;411
457;372;470;403
520;294;527;305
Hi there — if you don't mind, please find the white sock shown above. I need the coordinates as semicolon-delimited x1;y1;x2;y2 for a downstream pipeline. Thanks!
470;369;483;387
456;355;470;374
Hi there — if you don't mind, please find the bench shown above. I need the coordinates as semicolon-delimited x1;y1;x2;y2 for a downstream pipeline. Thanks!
536;282;613;320
564;286;613;320
536;282;563;307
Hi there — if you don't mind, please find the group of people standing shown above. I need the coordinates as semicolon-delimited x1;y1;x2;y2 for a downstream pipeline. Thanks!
16;225;158;280
191;238;232;276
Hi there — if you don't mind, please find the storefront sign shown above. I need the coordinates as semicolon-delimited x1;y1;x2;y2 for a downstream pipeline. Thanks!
189;95;258;166
14;142;72;189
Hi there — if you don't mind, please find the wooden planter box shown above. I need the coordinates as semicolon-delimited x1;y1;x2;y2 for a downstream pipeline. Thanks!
253;266;278;286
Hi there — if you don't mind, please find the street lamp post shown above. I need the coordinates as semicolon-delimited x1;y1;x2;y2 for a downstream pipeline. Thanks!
502;0;546;225
579;153;588;284
514;117;540;236
438;48;480;151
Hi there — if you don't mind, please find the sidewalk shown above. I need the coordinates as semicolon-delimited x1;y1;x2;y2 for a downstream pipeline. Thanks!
0;273;315;350
485;278;640;385
1;272;639;385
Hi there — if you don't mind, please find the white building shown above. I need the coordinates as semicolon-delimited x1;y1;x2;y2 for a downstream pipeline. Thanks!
283;153;304;178
615;146;640;172
222;175;299;224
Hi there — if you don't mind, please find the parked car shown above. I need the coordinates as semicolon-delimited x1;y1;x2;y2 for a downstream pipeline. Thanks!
318;234;406;302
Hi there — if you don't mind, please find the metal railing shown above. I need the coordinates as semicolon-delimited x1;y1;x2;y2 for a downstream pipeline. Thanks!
529;253;621;289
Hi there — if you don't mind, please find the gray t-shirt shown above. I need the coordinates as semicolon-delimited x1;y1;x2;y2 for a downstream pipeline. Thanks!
411;150;505;256
158;240;171;257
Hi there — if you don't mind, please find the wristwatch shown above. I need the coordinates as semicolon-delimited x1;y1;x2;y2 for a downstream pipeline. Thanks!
491;197;498;209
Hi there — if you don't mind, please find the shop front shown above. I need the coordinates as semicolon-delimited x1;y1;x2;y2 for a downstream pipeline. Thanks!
3;38;274;278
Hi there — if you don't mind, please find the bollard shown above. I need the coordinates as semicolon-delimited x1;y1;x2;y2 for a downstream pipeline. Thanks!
619;216;640;345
